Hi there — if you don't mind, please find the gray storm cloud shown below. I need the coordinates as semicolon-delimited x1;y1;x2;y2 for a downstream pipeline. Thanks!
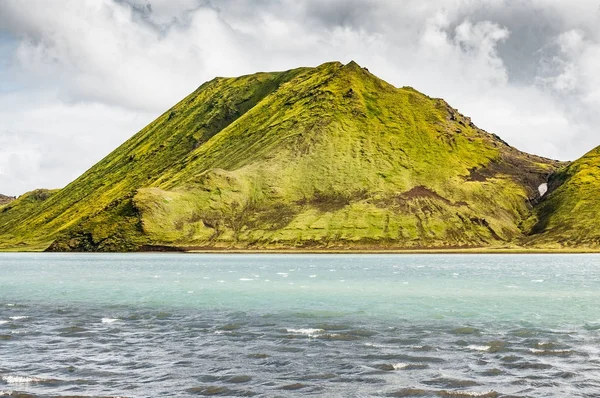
0;0;599;195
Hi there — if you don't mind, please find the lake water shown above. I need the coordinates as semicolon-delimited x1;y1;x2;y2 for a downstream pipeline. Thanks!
1;253;600;397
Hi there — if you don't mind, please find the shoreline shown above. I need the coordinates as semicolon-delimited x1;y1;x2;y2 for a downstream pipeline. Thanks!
3;247;599;254
183;248;600;254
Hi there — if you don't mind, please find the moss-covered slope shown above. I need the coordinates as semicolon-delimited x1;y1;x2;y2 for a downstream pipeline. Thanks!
0;190;58;250
0;61;562;251
525;146;600;248
0;67;306;251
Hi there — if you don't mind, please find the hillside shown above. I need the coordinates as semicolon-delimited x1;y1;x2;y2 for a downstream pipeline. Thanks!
0;190;58;250
524;146;600;248
0;61;562;251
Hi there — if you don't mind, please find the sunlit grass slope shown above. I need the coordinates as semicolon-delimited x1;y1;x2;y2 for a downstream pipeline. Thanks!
0;61;561;251
0;67;307;250
0;190;58;250
525;146;600;248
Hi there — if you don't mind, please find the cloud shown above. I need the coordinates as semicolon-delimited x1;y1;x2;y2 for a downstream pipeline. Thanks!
0;90;153;196
0;0;599;195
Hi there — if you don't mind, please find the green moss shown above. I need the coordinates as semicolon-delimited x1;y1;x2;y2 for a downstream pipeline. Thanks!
0;61;564;251
525;146;600;248
0;189;59;250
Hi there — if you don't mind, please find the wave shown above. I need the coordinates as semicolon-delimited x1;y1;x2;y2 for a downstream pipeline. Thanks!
1;375;49;384
467;345;491;352
529;348;573;356
286;328;324;337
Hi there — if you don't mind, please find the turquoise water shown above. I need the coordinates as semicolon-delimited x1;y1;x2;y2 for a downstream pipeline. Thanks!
1;253;600;397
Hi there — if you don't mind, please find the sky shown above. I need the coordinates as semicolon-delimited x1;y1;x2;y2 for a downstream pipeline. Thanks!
1;0;599;196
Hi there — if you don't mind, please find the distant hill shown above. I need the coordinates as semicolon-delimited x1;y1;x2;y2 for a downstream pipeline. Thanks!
0;61;574;251
0;194;16;206
525;146;600;248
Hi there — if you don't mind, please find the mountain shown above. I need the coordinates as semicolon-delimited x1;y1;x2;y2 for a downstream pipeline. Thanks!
524;146;600;248
0;61;564;252
0;194;15;206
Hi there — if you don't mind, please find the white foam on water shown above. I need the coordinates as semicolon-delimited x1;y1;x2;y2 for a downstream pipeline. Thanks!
531;279;545;283
239;278;254;281
1;375;44;384
286;328;324;338
277;273;288;277
467;345;491;352
101;318;119;324
187;291;194;294
443;392;497;397
309;275;317;278
393;363;410;370
529;348;571;354
365;343;393;348
9;316;28;320
0;321;8;325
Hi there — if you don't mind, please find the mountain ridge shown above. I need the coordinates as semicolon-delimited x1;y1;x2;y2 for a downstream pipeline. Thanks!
1;61;594;252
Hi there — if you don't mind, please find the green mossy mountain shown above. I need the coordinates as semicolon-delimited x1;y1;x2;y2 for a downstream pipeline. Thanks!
524;146;600;248
0;61;578;252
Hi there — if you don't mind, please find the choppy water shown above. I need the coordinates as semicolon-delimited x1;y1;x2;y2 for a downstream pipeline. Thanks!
1;254;600;397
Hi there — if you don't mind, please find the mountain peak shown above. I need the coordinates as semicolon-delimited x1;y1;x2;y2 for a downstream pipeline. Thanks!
0;62;579;252
341;60;371;77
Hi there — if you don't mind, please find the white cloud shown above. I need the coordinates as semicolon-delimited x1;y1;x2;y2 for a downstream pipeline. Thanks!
0;90;153;195
1;0;600;195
